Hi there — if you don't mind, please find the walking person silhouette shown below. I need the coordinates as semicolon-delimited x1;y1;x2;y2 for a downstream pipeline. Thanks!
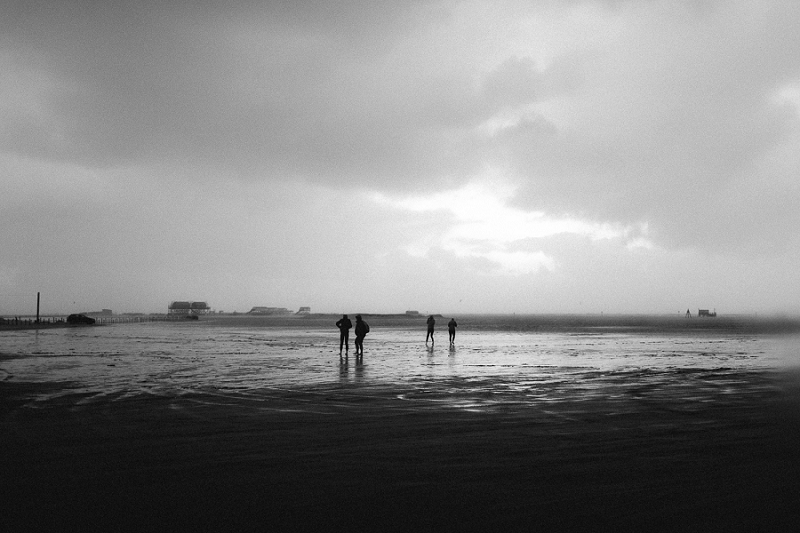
448;318;457;344
426;315;435;344
336;314;352;356
354;314;369;362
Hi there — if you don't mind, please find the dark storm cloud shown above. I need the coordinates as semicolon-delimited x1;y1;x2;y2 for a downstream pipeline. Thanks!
1;0;582;191
2;0;484;183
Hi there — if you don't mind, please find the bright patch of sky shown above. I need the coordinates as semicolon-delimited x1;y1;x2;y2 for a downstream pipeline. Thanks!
372;175;651;275
774;82;800;115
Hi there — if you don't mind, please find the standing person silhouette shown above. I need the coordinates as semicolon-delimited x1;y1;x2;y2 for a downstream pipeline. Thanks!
336;314;352;355
426;315;435;344
354;314;369;360
447;318;457;344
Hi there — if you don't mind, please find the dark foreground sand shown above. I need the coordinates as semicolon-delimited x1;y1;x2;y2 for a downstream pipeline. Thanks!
3;374;800;532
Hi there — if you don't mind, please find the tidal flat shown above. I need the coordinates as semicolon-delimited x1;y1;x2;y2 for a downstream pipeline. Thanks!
2;314;799;531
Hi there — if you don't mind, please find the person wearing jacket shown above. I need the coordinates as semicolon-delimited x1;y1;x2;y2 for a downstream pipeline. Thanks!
448;318;458;344
354;314;370;359
336;314;352;355
426;315;435;344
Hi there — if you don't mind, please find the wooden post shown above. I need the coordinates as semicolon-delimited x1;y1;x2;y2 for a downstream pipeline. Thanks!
36;292;40;323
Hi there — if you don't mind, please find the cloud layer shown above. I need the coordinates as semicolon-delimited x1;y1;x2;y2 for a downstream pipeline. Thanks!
2;1;799;314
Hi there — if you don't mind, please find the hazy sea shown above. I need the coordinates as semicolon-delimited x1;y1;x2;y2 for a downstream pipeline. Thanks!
2;314;799;410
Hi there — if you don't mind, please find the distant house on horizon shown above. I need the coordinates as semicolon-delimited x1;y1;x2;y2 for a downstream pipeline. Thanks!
296;307;311;314
81;309;113;317
248;306;293;315
169;301;210;315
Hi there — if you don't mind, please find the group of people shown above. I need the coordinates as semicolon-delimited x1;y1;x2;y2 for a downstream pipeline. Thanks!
335;314;370;360
426;315;458;345
335;314;459;358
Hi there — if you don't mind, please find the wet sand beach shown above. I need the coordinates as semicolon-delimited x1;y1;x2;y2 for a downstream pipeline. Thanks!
4;375;800;531
2;316;800;531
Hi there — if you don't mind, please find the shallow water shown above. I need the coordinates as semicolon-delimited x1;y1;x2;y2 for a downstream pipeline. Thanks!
3;316;800;531
2;316;798;412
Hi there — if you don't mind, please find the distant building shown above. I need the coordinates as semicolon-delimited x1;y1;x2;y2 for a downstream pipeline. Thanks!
248;306;292;315
296;307;311;314
406;310;420;316
169;301;210;315
169;301;191;315
698;309;717;317
82;309;113;316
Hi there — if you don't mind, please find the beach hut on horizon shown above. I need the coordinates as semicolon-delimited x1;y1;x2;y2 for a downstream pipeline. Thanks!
168;301;211;316
247;306;292;315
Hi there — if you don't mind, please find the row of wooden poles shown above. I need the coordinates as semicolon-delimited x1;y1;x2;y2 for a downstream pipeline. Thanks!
0;292;49;324
0;316;66;325
93;315;177;324
2;293;188;325
1;315;188;326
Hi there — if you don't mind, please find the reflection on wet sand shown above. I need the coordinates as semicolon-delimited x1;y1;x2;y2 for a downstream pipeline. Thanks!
2;317;799;530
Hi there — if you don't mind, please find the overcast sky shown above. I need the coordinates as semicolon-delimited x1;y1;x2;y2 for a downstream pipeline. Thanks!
2;0;799;316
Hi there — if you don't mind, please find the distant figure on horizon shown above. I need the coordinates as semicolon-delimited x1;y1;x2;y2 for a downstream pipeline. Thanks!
685;309;692;318
448;318;457;344
426;315;435;344
354;314;369;360
336;314;352;355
